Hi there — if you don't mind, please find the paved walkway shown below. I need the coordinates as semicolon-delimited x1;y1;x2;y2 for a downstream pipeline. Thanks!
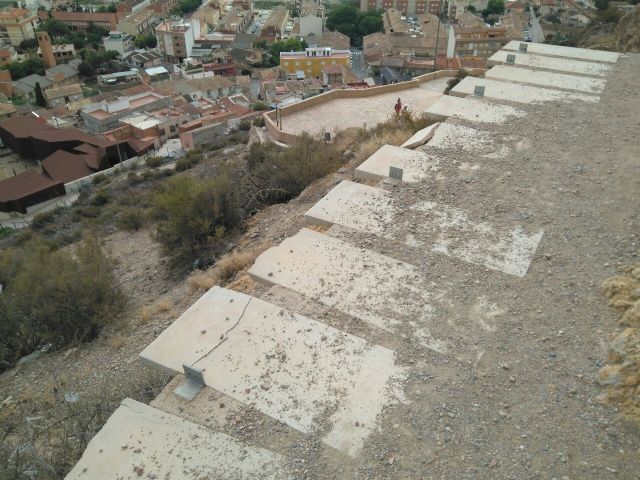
280;78;449;136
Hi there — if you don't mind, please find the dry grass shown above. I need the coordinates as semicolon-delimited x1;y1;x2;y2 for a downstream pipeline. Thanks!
188;246;268;292
356;127;412;162
108;334;126;350
598;265;640;424
138;298;173;323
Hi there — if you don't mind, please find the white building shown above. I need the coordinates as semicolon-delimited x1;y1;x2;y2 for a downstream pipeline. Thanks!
103;31;135;56
155;19;201;63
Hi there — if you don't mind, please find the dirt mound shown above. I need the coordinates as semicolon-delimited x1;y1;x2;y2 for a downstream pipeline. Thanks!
598;265;640;422
616;5;640;53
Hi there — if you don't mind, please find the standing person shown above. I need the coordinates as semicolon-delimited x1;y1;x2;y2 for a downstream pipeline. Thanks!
394;98;402;115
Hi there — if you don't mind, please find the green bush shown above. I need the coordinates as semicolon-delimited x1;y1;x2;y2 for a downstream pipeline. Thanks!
145;156;163;168
127;172;142;186
175;157;193;172
117;207;145;231
245;132;343;205
31;209;57;229
153;176;242;268
90;188;110;206
92;173;109;185
253;116;265;127
251;101;270;111
0;237;126;370
238;119;252;131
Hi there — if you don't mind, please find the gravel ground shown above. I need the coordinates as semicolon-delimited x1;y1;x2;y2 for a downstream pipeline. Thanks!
155;54;640;479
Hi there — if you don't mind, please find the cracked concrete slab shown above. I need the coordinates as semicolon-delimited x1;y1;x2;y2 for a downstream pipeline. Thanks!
249;228;450;353
426;95;525;123
401;122;440;148
485;64;607;93
139;286;407;457
304;180;543;277
502;40;620;63
354;144;441;182
451;76;599;104
420;121;511;159
487;51;612;77
65;398;291;480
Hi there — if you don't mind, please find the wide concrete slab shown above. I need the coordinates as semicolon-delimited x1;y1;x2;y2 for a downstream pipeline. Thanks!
139;286;407;458
502;40;620;63
249;228;448;353
401;122;440;148
304;180;543;277
486;64;607;93
425;95;525;124
422;122;511;159
65;398;290;480
487;51;611;77
450;76;598;104
354;144;441;182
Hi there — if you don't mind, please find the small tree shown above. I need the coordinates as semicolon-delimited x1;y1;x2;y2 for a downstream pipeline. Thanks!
34;81;46;107
595;0;609;10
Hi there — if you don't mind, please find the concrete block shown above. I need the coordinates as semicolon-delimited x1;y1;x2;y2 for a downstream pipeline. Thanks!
65;398;290;479
249;228;447;353
139;286;407;458
487;51;611;77
354;144;441;182
450;76;599;104
425;95;525;124
400;122;440;148
304;181;543;277
502;40;620;63
423;122;510;159
486;65;607;93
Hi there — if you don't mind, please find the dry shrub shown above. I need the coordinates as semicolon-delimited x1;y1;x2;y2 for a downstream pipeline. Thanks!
0;368;168;478
108;334;126;350
138;298;172;323
598;264;640;423
353;111;434;162
356;127;412;161
188;247;267;292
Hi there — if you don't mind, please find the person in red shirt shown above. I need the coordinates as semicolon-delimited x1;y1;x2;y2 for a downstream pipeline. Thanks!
394;98;402;115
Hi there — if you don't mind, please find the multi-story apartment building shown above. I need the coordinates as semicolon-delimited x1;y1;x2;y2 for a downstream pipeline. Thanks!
0;8;37;47
262;7;289;42
155;19;201;63
361;0;429;17
116;0;153;14
37;10;119;32
453;23;509;58
103;31;135;56
117;9;157;36
280;47;350;80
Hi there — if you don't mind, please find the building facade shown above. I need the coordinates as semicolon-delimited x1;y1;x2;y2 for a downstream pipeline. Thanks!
103;31;135;55
155;19;201;63
0;9;37;47
280;47;350;79
361;0;429;17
